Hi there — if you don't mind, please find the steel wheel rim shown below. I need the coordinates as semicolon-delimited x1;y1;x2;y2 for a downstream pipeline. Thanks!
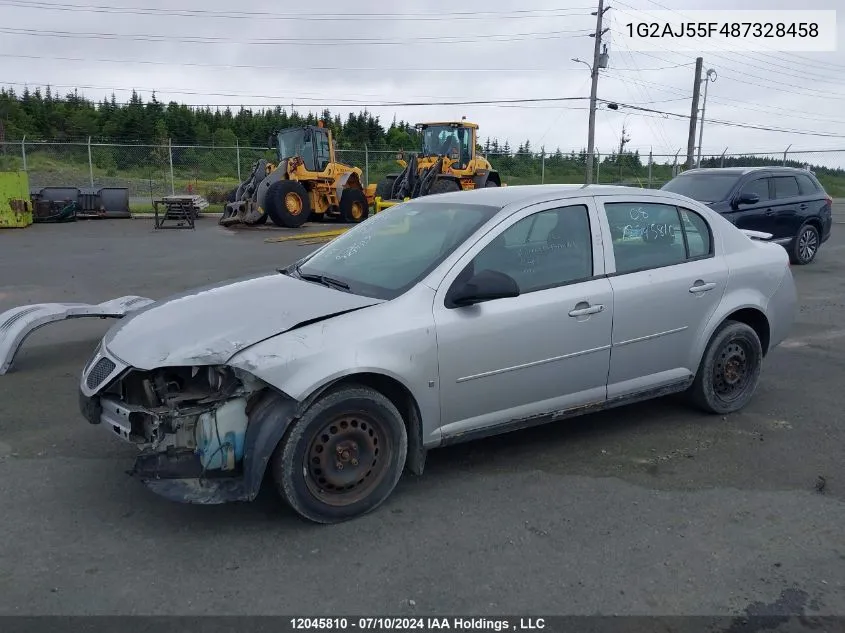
350;201;364;220
799;228;818;262
713;339;754;402
285;192;303;215
304;413;390;506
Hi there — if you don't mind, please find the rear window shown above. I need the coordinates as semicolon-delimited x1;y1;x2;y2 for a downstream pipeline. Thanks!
661;172;739;203
795;173;821;195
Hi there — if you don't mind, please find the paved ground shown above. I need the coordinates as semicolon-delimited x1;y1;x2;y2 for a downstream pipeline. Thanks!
0;210;844;618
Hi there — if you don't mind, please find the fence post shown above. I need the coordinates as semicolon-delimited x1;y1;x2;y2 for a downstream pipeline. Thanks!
541;150;545;184
87;136;94;187
364;143;369;187
648;150;653;188
21;135;27;172
168;138;175;195
236;138;241;182
783;144;792;166
596;152;601;183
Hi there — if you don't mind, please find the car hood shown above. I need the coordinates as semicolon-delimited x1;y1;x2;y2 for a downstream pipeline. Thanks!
102;272;384;370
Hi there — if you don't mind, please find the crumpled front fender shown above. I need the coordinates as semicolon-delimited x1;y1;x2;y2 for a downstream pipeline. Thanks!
0;296;154;375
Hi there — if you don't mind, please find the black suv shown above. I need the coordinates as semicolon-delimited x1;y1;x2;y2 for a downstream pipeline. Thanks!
661;166;833;264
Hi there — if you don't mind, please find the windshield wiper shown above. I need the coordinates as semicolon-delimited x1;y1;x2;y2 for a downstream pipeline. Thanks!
295;267;350;291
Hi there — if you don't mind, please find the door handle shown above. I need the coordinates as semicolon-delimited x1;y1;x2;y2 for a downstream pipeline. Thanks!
799;204;808;210
568;303;604;317
689;281;716;293
765;209;774;216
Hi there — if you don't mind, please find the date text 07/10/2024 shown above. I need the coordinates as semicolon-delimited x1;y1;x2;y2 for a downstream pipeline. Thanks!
289;618;547;631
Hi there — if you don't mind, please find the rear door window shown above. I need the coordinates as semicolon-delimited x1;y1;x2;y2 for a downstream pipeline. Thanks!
772;176;800;199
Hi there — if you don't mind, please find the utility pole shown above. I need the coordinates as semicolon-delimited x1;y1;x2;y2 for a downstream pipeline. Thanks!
618;123;630;183
584;0;609;184
696;68;717;168
686;57;703;170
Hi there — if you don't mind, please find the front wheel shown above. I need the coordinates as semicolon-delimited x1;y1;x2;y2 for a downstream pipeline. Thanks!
790;223;820;265
688;320;763;415
272;385;408;523
339;187;369;223
265;180;311;228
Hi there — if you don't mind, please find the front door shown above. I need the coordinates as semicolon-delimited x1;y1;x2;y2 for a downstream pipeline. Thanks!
432;198;614;438
596;196;728;398
726;175;775;234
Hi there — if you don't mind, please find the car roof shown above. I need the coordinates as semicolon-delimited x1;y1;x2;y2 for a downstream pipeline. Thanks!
408;183;696;210
674;166;815;177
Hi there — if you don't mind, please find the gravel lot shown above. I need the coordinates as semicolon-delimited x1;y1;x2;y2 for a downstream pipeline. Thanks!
0;209;844;618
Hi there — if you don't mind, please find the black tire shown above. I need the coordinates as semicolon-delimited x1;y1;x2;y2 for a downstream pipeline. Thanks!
688;320;764;415
790;223;820;265
485;180;499;187
339;187;370;223
429;178;461;196
264;180;311;228
272;385;408;524
376;175;398;200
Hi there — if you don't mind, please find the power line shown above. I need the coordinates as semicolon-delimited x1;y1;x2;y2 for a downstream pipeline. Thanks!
636;0;845;71
8;80;841;138
609;26;845;101
0;1;594;21
0;52;579;73
601;100;845;139
0;26;590;45
612;1;845;87
0;82;596;107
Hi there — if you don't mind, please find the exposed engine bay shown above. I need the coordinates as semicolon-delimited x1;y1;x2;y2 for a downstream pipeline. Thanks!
96;364;266;475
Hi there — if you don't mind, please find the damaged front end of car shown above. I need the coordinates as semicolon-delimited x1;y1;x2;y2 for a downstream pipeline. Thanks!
78;345;298;504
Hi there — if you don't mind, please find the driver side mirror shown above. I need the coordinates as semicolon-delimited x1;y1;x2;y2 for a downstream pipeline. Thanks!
446;269;520;308
734;192;759;206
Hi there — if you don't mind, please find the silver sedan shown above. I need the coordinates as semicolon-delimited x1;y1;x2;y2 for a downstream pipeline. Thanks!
77;184;797;523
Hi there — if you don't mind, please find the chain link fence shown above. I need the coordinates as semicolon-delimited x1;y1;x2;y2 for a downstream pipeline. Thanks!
2;140;843;209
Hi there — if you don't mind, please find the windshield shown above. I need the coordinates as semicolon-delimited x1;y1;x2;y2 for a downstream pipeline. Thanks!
661;172;740;203
293;201;500;300
421;125;472;165
277;128;316;170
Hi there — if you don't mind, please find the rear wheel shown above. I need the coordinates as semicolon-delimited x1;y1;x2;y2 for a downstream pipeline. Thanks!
485;179;499;187
272;385;408;523
790;223;820;265
429;178;461;196
265;180;311;228
688;320;763;414
339;187;369;223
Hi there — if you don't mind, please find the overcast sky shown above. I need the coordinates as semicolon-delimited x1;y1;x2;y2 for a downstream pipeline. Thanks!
1;0;843;163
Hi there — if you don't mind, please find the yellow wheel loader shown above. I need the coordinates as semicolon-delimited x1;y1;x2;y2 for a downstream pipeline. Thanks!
373;119;502;213
220;123;376;229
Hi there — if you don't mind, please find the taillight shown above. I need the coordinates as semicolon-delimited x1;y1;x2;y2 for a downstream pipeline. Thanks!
825;194;833;207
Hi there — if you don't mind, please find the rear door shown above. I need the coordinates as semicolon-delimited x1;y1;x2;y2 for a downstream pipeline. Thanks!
793;172;828;235
770;175;802;240
595;195;728;398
